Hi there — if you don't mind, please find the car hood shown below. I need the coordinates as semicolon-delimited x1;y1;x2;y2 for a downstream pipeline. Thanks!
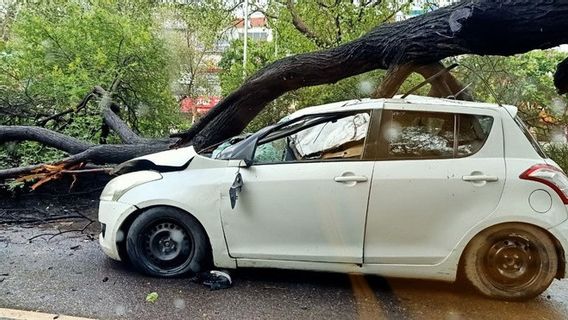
113;146;197;175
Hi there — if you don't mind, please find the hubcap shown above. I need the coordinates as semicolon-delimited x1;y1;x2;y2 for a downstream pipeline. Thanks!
142;221;192;270
483;234;541;290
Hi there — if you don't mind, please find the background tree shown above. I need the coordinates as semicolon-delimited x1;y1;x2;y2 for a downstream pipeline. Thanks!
219;0;417;132
3;0;568;188
0;0;181;171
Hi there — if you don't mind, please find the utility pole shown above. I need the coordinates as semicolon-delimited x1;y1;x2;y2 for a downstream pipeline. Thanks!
243;0;248;79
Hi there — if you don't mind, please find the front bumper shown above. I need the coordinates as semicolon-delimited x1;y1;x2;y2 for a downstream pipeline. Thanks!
98;200;138;261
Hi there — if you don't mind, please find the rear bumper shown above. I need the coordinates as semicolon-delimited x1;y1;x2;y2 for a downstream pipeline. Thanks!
98;200;138;261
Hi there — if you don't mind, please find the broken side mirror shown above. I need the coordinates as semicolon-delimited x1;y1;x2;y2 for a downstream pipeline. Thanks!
229;172;243;209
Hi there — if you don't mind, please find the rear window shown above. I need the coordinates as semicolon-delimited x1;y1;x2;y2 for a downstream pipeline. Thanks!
514;116;546;158
373;110;493;160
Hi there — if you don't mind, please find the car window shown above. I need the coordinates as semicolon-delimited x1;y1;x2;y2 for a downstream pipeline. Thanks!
457;114;494;157
375;110;493;160
253;112;370;164
380;111;455;159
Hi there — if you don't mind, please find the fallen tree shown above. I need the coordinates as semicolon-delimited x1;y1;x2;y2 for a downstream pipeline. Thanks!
2;0;568;185
173;0;568;149
0;85;172;185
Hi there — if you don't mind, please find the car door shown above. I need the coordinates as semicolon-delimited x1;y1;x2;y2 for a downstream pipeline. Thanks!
220;112;374;264
363;105;506;265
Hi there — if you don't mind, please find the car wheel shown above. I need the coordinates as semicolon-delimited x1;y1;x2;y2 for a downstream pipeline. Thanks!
126;207;210;277
463;223;558;300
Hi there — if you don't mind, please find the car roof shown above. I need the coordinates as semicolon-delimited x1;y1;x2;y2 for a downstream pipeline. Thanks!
287;95;518;119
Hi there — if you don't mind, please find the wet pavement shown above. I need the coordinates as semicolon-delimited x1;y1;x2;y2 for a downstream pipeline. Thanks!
1;223;568;320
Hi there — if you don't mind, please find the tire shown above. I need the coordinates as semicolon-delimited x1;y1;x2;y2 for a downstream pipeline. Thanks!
462;223;558;300
126;206;210;277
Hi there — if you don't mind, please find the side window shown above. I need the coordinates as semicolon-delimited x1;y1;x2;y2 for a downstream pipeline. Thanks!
457;114;494;157
376;110;493;160
253;112;370;164
380;111;455;159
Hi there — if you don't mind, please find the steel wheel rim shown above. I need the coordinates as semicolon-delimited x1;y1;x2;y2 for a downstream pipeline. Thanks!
482;233;542;291
140;220;194;272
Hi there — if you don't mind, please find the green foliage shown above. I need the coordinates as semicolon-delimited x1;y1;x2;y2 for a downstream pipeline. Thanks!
453;51;568;140
145;291;159;303
0;0;183;168
544;143;568;173
269;0;406;52
219;1;425;132
159;0;233;97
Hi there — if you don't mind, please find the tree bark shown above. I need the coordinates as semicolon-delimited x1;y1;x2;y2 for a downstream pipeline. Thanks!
0;126;93;154
0;86;172;181
174;0;568;150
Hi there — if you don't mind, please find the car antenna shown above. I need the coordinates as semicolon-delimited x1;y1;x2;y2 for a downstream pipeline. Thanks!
446;82;473;100
461;57;504;107
402;63;459;99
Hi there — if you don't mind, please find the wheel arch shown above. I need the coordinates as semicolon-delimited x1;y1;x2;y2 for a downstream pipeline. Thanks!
116;204;213;266
457;222;565;280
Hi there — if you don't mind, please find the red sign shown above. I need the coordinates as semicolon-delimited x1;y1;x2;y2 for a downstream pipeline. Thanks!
180;96;221;114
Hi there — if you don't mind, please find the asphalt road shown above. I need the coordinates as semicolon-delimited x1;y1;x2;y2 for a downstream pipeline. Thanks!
2;222;568;320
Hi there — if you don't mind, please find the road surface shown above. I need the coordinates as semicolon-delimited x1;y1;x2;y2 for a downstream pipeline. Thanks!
2;222;568;320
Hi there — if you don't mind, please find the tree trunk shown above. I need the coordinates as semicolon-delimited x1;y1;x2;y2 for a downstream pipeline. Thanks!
174;0;568;150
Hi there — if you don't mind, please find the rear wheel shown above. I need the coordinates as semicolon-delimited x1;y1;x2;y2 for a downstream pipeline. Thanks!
126;207;210;277
463;223;557;300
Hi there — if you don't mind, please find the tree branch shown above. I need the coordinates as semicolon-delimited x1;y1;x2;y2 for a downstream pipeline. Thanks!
174;0;568;150
285;0;332;48
0;126;93;154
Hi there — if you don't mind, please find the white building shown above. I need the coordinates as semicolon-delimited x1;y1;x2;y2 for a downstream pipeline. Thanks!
227;12;273;42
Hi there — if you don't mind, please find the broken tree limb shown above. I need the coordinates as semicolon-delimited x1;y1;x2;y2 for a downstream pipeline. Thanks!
372;63;416;99
0;141;170;181
371;61;471;100
0;86;173;182
0;126;94;154
174;0;568;150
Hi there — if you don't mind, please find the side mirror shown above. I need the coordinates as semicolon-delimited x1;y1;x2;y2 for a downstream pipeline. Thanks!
225;136;258;167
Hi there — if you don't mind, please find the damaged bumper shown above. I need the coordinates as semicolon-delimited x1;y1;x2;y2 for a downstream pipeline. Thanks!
98;200;138;261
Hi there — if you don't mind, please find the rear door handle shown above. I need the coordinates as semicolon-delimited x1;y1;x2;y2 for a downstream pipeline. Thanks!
462;175;499;182
334;176;368;183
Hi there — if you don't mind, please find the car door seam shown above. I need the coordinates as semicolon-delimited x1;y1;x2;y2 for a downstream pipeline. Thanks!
361;162;376;265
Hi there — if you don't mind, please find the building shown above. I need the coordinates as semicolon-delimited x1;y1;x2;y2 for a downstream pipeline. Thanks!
178;12;273;117
228;12;273;42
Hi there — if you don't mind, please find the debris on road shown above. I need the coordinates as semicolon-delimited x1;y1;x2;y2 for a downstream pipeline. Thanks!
192;270;232;290
145;292;159;303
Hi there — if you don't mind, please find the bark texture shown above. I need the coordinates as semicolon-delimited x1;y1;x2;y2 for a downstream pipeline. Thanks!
174;0;568;150
0;87;172;180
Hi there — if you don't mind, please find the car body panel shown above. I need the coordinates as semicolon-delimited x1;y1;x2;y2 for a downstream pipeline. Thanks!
221;161;374;263
97;95;568;283
113;155;238;268
364;103;506;265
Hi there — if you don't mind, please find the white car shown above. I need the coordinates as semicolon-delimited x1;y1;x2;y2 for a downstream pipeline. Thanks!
98;95;568;300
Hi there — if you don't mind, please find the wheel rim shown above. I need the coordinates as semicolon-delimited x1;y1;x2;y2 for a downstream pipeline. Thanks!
482;233;542;291
140;220;194;273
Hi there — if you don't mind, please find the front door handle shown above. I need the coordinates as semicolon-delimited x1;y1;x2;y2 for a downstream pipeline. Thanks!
334;176;368;183
462;175;499;182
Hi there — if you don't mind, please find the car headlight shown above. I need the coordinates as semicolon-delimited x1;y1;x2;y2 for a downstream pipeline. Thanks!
100;171;162;202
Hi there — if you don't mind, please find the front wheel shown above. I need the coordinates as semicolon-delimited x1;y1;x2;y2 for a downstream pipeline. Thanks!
126;207;210;277
462;223;558;300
